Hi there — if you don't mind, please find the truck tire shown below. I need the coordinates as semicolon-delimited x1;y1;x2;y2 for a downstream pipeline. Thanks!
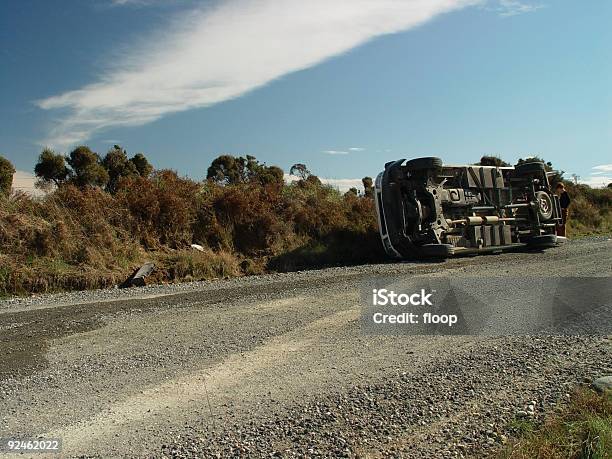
417;243;454;258
515;161;546;175
535;191;554;220
405;157;443;171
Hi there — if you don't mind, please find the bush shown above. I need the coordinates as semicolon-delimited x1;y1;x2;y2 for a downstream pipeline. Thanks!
0;155;15;197
565;182;612;236
0;188;140;294
1;150;384;295
115;170;199;247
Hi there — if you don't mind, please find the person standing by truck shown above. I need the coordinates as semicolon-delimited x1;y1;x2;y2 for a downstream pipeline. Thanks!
555;183;571;237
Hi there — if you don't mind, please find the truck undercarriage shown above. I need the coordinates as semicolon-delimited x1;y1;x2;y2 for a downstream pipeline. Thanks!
374;157;562;259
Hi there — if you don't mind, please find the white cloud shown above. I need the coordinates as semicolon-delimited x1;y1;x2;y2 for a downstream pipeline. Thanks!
284;173;363;192
579;175;612;188
578;165;612;187
323;147;366;154
109;0;161;6
592;164;612;173
320;177;364;192
37;0;480;149
11;171;46;196
496;0;544;17
322;150;350;155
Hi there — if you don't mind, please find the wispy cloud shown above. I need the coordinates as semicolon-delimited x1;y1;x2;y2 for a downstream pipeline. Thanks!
579;176;612;188
37;0;480;149
322;146;366;154
322;150;350;155
576;164;612;188
496;0;544;17
109;0;164;6
592;164;612;173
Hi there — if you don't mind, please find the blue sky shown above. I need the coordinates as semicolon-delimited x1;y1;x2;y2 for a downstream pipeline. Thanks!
2;0;611;189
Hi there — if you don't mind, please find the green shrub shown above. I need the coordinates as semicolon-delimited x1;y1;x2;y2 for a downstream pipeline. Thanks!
0;155;15;197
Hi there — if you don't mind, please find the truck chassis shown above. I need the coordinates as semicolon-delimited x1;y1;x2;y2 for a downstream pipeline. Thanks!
374;157;561;259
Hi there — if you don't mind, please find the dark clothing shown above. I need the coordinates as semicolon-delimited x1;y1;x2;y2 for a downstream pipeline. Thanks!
557;190;570;237
558;208;569;236
559;190;570;209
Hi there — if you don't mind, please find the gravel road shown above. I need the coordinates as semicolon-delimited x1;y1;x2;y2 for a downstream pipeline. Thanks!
0;238;610;458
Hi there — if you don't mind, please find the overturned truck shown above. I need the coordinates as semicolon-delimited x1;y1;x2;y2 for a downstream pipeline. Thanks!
374;157;561;258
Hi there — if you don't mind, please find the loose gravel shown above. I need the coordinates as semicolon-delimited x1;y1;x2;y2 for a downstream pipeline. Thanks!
163;336;611;458
0;238;609;458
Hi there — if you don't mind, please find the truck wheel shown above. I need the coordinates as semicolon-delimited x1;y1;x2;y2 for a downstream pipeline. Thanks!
515;161;546;175
527;234;557;249
417;243;454;258
405;157;443;171
535;191;554;220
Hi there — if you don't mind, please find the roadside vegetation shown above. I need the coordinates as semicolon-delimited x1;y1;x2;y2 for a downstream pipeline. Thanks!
501;387;611;459
0;150;609;295
0;147;382;294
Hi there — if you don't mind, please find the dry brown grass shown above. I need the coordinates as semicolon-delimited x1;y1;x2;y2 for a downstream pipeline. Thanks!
565;183;612;237
1;166;609;296
0;172;381;295
0;187;142;294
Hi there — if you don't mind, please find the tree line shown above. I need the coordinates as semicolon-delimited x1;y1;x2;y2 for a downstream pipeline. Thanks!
0;146;377;197
1;150;611;199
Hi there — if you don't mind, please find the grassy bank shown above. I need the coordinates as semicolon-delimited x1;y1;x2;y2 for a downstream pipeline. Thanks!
1;151;610;296
565;183;612;238
501;387;611;459
0;172;384;295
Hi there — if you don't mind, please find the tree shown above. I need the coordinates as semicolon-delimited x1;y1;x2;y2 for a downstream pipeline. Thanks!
207;154;246;185
207;154;284;187
130;153;153;178
67;146;109;188
362;176;373;198
102;146;138;193
0;155;15;197
479;155;510;167
346;187;358;196
290;163;310;180
34;148;70;186
607;183;612;189
244;156;284;186
255;165;284;187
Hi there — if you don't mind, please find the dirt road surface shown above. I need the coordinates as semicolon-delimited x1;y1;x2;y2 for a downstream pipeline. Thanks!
1;238;611;458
